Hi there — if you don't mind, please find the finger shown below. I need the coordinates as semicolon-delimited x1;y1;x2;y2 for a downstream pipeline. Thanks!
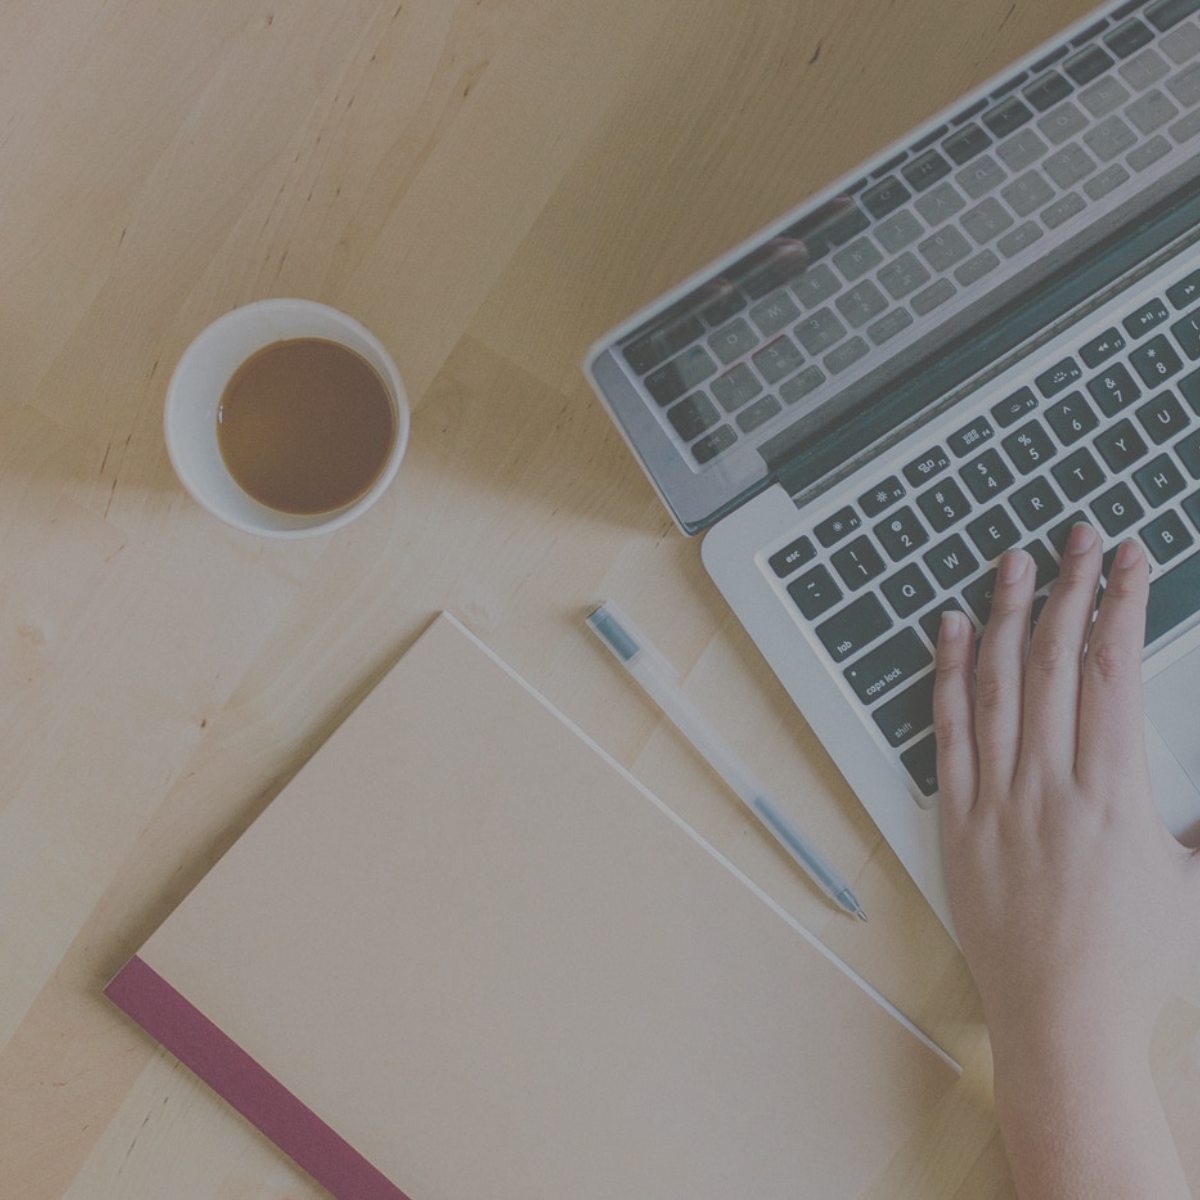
1020;522;1103;776
971;549;1036;792
1076;538;1150;789
934;608;979;819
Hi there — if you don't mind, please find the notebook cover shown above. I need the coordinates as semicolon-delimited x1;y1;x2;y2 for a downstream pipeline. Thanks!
106;613;957;1199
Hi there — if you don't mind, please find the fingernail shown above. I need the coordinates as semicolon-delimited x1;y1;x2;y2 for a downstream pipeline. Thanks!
1066;521;1098;555
1112;539;1144;571
998;548;1030;584
940;609;966;639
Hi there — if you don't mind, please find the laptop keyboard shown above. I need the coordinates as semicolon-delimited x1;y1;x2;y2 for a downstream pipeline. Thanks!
619;0;1200;469
762;258;1200;803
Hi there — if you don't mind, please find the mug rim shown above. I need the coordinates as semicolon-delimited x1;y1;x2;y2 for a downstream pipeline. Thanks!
164;299;410;538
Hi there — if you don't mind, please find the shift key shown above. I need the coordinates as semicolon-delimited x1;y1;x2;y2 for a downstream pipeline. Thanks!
843;628;932;704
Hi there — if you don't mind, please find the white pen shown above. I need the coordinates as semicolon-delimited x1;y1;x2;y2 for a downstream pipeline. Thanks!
587;601;867;921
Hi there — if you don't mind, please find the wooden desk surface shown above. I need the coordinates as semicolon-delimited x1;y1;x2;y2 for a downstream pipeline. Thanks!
4;1;1199;1196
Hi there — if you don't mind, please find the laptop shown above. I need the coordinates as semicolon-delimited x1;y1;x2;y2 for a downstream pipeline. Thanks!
585;0;1200;932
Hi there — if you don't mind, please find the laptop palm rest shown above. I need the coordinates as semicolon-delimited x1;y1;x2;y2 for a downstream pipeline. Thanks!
1145;649;1200;849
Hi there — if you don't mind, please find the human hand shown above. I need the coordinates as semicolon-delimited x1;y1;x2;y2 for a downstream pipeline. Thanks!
934;522;1200;1061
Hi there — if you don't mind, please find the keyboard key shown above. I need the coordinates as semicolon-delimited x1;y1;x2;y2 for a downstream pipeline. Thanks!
792;262;841;307
878;252;932;300
1133;453;1187;505
1147;0;1200;31
1024;71;1074;112
960;447;1015;500
983;96;1034;138
832;237;884;282
711;364;763;412
645;345;718;405
963;569;1000;623
875;507;930;561
1136;390;1191;443
1039;101;1089;146
1041;192;1088;229
967;505;1021;559
831;536;886;590
868;308;915;346
875;209;925;254
1175;427;1200;476
1145;547;1200;643
843;629;933;704
1091;481;1145;534
1080;327;1126;367
692;425;737;464
768;534;816;578
962;198;1014;244
1170;309;1200;359
1120;47;1171;89
788;564;843;619
997;127;1049;171
1079;74;1132;118
881;562;936;618
667;393;721;440
911;278;957;316
919;226;972;271
1142;509;1197;564
1044;143;1098;189
1052;446;1107;501
780;365;826;404
1045;391;1099;444
752;336;804;384
1027;538;1061;588
1130;333;1184;385
1167;60;1200;106
624;315;704;375
1084;163;1131;200
748;292;801;338
1088;361;1142;414
1010;475;1065;530
1036;356;1083;397
903;446;951;486
816;593;893;662
1125;298;1171;337
1002;170;1056;217
1065;44;1115;85
815;505;862;546
861;175;913;219
992;385;1039;427
948;415;995;457
954;250;1001;286
943;123;992;165
735;395;782;433
836;280;888;327
859;476;907;517
1002;419;1058;473
1127;88;1181;133
824;336;870;374
1095;418;1149;470
902;148;952;192
1106;18;1155;58
795;308;848;355
900;733;939;798
918;478;974;531
924;533;979;588
709;318;761;365
1168;268;1200;309
872;672;936;748
998;221;1045;258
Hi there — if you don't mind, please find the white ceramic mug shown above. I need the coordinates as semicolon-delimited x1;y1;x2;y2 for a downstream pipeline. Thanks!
164;299;409;537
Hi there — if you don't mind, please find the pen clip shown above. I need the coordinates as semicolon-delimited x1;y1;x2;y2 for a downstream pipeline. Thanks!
586;601;680;682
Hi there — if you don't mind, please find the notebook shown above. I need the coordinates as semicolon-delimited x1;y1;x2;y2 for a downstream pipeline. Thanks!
105;613;958;1200
585;0;1200;932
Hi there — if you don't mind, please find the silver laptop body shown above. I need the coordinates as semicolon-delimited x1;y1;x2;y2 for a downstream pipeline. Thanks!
586;0;1200;931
